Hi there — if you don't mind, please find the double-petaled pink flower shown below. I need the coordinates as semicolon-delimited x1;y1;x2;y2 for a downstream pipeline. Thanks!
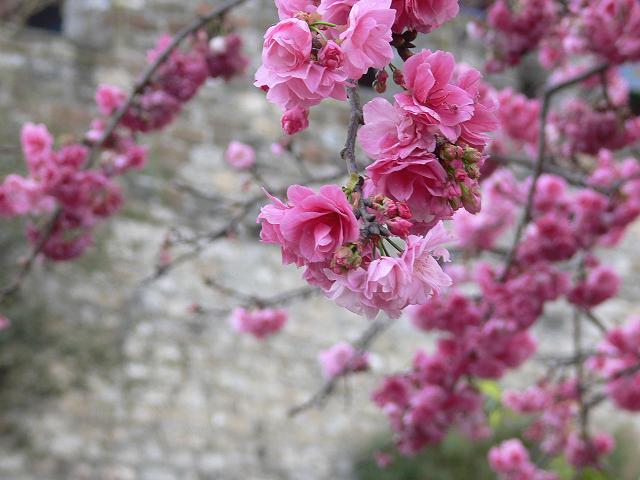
258;184;359;266
395;49;474;142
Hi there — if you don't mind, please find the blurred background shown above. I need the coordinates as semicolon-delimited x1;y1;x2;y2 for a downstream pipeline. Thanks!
1;1;640;479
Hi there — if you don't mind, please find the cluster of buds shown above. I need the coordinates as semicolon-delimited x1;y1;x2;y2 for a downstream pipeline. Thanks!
370;194;413;237
373;69;389;93
330;244;363;273
438;142;483;213
390;30;417;61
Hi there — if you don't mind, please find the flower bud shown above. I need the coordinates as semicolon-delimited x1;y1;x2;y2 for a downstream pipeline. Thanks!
460;182;481;214
330;245;362;272
462;146;482;165
374;69;388;93
387;217;412;238
381;197;398;218
392;68;405;87
396;201;411;219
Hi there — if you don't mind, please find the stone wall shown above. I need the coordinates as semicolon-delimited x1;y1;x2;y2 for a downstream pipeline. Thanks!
0;2;639;479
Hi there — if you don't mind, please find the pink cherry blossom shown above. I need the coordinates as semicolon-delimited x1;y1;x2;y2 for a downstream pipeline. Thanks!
339;0;395;79
224;141;256;170
229;307;288;339
358;97;437;160
274;0;317;19
258;184;359;266
95;84;126;117
281;106;309;135
579;0;640;64
395;50;474;142
365;152;450;224
391;0;459;33
318;0;358;25
206;33;249;81
318;341;370;379
20;123;54;174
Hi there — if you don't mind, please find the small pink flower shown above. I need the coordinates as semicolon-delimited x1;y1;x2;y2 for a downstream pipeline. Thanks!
229;307;288;339
339;0;396;79
20;123;54;174
206;33;249;81
365;152;450;223
95;84;126;117
400;223;452;305
568;264;620;308
0;315;10;331
255;61;348;110
488;439;530;473
318;341;370;379
565;431;614;468
281;107;309;135
224;141;256;170
0;174;46;217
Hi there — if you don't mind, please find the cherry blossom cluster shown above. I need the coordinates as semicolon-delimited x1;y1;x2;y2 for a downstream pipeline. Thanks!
229;307;288;339
590;315;640;411
318;341;370;379
0;31;247;261
488;438;557;480
502;381;615;469
254;0;460;134
370;151;640;458
471;0;640;72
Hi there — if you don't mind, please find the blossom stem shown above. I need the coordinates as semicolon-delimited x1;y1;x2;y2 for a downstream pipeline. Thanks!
385;237;404;253
379;240;390;256
309;25;329;42
309;21;337;28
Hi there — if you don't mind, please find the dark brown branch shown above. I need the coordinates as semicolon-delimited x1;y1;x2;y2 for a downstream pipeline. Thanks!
203;275;317;308
0;0;248;306
288;315;393;417
499;63;609;281
491;155;594;190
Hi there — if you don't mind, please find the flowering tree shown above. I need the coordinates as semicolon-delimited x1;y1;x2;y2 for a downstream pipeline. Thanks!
2;0;640;477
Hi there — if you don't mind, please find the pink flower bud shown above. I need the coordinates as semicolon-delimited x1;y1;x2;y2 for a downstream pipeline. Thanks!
392;68;404;86
330;245;362;272
396;201;411;219
387;217;412;237
281;107;309;135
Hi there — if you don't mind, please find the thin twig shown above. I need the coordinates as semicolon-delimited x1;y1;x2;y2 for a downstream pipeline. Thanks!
288;315;393;417
340;85;363;175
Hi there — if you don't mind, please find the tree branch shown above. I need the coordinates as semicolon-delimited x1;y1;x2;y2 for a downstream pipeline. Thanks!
499;63;609;281
340;85;363;175
288;315;393;417
0;0;248;306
